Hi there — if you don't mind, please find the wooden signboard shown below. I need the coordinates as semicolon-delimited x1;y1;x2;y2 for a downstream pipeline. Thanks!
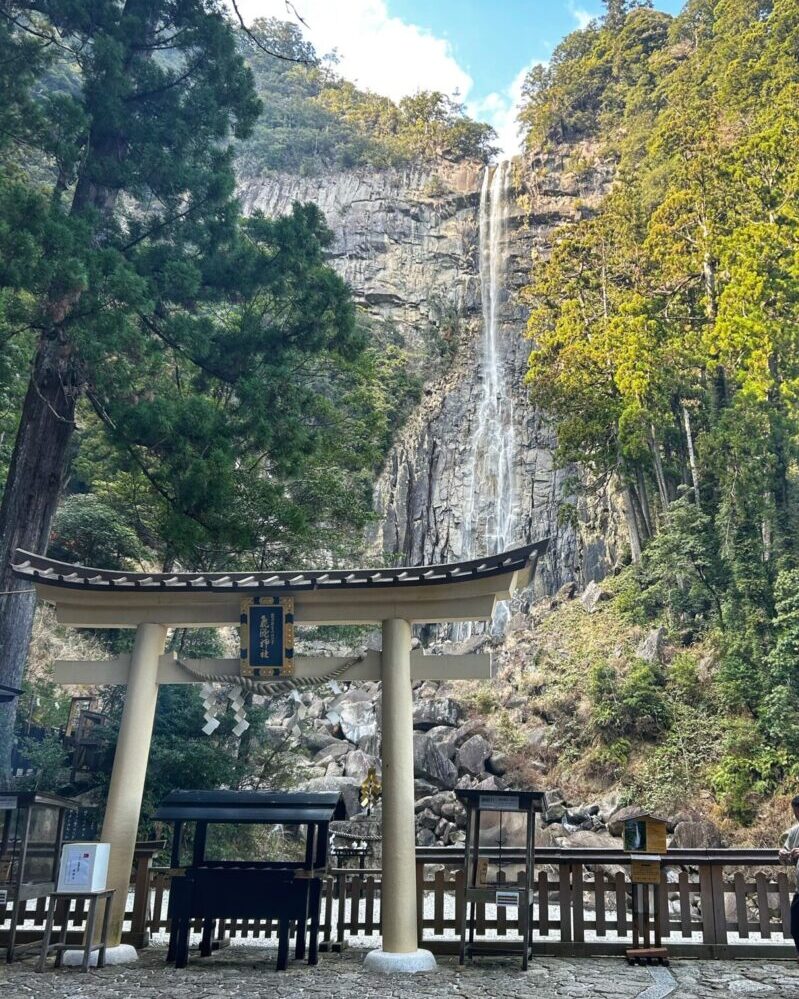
630;857;661;884
240;597;294;678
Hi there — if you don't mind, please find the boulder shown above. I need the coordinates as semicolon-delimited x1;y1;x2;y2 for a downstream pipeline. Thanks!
417;827;436;847
415;779;439;799
302;730;340;753
666;808;702;832
607;804;647;837
543;788;567;824
413;697;463;731
314;740;351;763
550;580;577;608
453;719;489;747
343;749;380;783
565;829;626;876
535;824;560;848
338;700;378;746
417;808;438;831
436;818;457;843
427;791;454;815
440;800;467;826
426;726;458;760
486;752;509;777
304;776;361;818
580;580;610;613
413;734;457;790
526;725;552;751
670;819;723;850
457;734;491;776
474;775;504;792
506;612;529;634
636;626;666;664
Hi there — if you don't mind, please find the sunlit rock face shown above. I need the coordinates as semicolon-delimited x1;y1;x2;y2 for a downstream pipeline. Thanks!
238;148;622;607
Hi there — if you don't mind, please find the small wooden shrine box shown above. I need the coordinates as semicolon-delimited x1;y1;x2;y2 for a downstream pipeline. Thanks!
622;809;669;965
455;788;544;970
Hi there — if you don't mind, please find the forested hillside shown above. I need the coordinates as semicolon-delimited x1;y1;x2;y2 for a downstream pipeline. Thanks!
520;0;799;823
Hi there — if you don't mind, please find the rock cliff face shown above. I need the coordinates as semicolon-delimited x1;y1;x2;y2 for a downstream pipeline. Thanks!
238;148;621;592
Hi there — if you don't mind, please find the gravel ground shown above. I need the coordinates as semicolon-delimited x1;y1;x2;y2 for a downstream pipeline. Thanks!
4;945;799;999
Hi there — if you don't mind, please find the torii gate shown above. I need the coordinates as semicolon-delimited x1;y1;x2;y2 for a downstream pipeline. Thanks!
11;540;546;973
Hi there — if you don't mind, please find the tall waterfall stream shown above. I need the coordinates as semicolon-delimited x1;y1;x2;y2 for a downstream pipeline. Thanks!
458;161;518;635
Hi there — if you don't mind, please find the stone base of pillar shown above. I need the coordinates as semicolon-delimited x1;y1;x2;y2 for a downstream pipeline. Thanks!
363;948;437;974
63;944;139;967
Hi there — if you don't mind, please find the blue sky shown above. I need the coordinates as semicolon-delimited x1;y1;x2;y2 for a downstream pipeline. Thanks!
239;1;686;154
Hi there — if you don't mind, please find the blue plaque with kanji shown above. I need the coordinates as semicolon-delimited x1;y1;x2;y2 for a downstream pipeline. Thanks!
240;597;294;677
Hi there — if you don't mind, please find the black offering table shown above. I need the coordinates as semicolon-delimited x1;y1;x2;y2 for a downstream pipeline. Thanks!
0;792;78;963
155;790;344;971
455;788;544;970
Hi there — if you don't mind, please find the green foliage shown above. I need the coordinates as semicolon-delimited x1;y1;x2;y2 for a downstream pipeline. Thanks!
91;684;302;838
588;659;670;741
13;732;69;793
709;718;798;824
625;703;723;814
522;0;799;820
49;494;144;569
238;18;496;175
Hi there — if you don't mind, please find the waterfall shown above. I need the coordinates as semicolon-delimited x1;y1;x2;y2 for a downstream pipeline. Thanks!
458;161;517;635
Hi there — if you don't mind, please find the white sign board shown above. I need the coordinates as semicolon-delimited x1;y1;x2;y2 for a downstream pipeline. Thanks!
57;842;110;893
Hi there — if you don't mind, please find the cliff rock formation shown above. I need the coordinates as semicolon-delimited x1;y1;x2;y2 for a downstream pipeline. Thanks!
239;148;621;592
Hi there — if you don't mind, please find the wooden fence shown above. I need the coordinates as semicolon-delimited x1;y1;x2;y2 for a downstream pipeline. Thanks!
2;846;796;959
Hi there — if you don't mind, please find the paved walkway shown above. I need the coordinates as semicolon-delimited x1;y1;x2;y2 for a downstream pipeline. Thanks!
6;947;799;998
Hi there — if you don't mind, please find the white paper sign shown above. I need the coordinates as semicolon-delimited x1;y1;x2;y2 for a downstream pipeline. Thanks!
496;890;519;908
61;845;92;889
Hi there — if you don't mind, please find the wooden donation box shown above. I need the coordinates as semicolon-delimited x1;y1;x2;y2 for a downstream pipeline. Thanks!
455;788;544;970
0;792;78;962
623;810;669;965
155;790;344;971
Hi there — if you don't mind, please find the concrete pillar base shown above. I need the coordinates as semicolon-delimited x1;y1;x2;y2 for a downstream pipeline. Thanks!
63;944;139;967
363;948;437;974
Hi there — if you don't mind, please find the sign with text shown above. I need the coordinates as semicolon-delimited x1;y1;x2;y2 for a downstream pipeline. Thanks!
240;598;294;678
479;794;520;812
630;857;662;884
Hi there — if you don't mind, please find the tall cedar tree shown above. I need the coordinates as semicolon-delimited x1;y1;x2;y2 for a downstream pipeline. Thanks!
0;2;354;773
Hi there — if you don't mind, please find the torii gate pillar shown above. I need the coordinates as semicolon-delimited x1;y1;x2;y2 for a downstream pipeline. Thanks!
365;619;436;973
100;623;167;949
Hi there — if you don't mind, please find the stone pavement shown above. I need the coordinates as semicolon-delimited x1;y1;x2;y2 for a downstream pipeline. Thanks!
4;947;799;998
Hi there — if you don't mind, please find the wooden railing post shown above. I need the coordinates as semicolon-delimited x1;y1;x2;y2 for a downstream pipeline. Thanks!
710;864;728;947
415;859;425;946
698;864;716;948
558;862;572;943
126;840;164;949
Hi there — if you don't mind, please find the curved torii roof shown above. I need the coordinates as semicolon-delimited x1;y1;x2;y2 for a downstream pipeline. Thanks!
12;540;548;627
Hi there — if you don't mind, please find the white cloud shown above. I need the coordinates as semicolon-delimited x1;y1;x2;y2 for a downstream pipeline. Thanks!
467;60;544;158
230;0;472;103
568;2;597;30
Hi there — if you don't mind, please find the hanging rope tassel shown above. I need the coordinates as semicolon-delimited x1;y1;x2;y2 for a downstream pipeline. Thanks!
178;652;366;739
